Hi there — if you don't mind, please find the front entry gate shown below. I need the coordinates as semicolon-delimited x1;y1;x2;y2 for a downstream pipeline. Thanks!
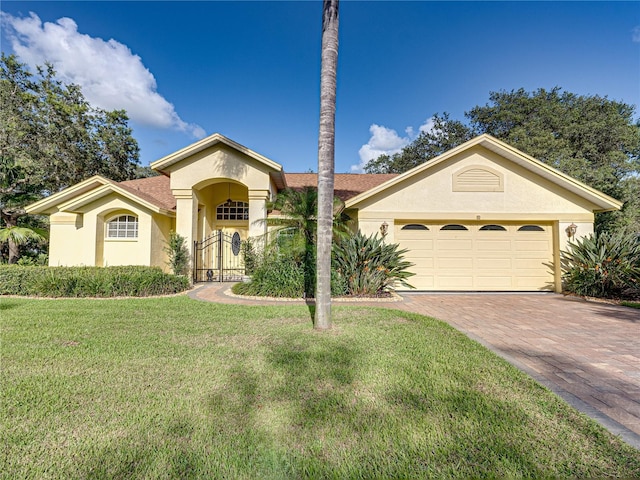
193;230;244;282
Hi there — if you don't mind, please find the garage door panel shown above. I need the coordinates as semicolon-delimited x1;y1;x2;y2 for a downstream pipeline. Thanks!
515;276;553;289
438;257;473;269
476;239;512;251
515;240;550;251
411;275;434;288
438;276;474;288
400;239;434;250
437;239;473;250
477;258;512;269
514;258;548;269
477;276;513;288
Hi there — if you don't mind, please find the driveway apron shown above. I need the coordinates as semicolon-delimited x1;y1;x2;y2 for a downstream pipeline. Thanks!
191;285;640;449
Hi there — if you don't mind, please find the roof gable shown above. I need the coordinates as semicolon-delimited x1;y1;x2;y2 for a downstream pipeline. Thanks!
345;134;622;212
26;175;175;216
150;133;286;189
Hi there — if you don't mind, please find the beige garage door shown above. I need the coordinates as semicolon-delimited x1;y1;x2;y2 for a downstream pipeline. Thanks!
396;222;554;291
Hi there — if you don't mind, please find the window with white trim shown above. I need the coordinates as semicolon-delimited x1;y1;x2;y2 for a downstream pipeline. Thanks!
216;200;249;220
107;215;138;238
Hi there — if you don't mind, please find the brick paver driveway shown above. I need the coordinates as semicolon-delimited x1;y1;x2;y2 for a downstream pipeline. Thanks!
400;293;640;448
192;285;640;448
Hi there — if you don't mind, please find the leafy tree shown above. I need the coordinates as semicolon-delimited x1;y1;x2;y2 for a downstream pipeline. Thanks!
365;113;473;174
0;54;140;263
364;88;640;233
315;0;340;330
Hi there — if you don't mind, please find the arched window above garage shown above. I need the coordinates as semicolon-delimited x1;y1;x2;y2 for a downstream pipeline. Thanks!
106;214;138;238
441;224;468;231
479;224;506;231
401;224;429;230
518;225;545;232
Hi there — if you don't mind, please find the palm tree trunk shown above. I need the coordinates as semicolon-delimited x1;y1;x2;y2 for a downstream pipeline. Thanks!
315;0;339;330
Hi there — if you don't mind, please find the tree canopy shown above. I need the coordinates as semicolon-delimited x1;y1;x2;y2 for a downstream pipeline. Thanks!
364;88;640;233
0;53;140;262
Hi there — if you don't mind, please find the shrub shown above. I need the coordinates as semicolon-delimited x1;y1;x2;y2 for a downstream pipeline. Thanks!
241;238;261;275
164;232;190;276
0;265;189;297
561;232;640;298
233;251;304;298
333;231;415;296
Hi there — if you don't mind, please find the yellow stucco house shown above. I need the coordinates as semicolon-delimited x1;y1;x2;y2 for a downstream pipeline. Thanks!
26;133;621;292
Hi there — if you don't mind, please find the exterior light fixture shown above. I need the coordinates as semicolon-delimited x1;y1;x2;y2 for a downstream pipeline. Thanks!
380;221;389;237
566;223;577;239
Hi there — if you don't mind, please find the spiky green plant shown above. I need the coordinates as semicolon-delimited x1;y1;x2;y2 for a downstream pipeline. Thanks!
333;231;415;296
560;231;640;298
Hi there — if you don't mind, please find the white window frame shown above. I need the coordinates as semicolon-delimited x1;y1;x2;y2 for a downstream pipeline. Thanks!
216;200;249;221
106;214;139;239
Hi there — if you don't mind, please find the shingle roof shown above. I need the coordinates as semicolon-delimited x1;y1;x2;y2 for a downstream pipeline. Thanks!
114;172;398;211
284;173;398;201
118;175;176;211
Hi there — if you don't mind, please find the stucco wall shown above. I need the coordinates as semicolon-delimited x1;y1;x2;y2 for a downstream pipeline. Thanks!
355;146;596;245
47;193;174;269
168;145;273;192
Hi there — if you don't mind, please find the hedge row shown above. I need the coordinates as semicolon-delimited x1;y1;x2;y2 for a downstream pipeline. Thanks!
0;265;190;298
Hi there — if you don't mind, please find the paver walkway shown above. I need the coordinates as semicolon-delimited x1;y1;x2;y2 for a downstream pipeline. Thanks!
191;284;640;449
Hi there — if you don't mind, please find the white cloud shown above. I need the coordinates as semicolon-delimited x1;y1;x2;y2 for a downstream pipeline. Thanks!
1;12;206;139
351;118;436;173
633;25;640;43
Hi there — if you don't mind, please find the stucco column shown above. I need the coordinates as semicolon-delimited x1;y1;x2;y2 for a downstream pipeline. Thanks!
174;189;198;258
248;189;270;245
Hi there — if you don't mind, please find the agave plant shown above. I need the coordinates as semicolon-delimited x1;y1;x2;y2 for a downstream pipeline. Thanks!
333;231;415;296
560;231;640;298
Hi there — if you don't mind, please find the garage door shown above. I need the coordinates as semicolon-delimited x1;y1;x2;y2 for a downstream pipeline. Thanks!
396;222;554;291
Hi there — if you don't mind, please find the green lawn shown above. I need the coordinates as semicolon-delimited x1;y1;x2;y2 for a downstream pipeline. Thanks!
2;296;638;479
622;301;640;309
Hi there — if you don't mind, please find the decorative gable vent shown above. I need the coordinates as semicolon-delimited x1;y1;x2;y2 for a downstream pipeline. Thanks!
452;165;504;192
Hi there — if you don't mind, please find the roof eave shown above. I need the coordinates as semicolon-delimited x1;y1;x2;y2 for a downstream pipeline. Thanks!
150;133;284;174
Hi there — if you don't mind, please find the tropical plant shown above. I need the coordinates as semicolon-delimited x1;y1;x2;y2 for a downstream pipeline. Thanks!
0;225;46;264
163;231;190;276
560;232;640;298
315;0;340;329
267;187;350;297
333;231;415;296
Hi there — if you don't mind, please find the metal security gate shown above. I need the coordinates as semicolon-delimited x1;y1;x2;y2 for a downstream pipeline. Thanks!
193;230;244;282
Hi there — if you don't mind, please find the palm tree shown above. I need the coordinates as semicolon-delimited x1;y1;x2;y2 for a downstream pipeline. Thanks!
0;225;46;264
315;0;340;330
267;187;349;297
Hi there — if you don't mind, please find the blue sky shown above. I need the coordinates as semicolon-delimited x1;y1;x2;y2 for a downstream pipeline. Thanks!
2;1;639;173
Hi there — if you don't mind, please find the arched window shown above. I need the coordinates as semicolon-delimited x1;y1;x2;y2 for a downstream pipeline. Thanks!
441;224;468;231
479;224;506;231
216;200;249;220
401;224;429;230
518;225;545;232
107;215;138;238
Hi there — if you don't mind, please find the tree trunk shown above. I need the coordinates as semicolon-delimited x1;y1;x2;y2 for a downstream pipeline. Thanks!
315;0;339;330
1;211;20;264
